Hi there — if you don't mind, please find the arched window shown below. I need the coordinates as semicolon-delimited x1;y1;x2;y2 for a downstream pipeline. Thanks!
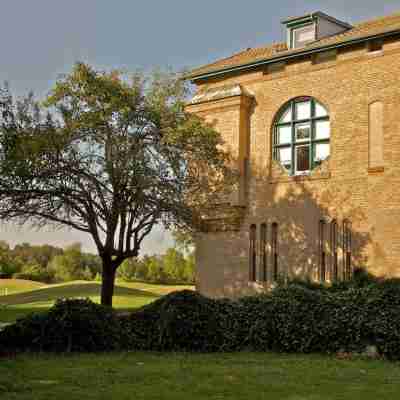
249;225;257;282
273;97;330;175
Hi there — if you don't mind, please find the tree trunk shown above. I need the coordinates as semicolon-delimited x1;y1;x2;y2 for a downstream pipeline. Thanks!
101;261;116;307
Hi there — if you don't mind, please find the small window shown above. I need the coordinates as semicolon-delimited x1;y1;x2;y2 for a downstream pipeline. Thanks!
260;223;267;282
343;220;352;280
330;220;338;282
249;225;257;282
292;24;315;48
319;220;326;282
271;223;279;281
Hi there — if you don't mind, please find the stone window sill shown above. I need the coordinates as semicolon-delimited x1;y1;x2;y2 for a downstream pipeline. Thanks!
269;171;331;184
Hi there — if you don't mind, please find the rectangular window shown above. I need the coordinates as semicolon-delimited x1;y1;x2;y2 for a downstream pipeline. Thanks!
260;223;267;282
249;225;257;282
343;220;352;280
330;220;338;282
292;25;315;48
319;220;326;282
295;145;310;173
271;223;278;281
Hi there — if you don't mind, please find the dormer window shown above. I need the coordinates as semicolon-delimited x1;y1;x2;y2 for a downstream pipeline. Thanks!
291;24;316;49
283;12;352;50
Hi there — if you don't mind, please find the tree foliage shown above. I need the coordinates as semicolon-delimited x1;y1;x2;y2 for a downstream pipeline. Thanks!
0;63;233;305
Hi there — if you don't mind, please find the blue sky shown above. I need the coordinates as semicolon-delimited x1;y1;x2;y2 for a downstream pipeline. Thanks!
1;0;399;253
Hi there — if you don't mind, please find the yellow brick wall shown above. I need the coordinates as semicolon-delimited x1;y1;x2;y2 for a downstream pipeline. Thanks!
190;39;400;298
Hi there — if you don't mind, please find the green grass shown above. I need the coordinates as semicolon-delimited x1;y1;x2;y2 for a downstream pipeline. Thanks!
0;279;44;295
0;279;194;322
1;352;400;400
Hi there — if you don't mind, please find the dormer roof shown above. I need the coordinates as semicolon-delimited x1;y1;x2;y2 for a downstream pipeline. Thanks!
281;11;352;29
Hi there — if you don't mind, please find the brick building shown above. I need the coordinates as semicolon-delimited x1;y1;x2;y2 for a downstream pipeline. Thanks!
186;11;400;298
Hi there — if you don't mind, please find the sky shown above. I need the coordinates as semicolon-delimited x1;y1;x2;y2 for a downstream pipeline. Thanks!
1;0;399;254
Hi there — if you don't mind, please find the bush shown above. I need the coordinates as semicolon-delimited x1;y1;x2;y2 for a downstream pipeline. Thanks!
126;290;232;352
3;272;400;360
0;299;124;353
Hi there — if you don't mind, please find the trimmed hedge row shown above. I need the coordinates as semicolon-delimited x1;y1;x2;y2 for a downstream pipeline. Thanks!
2;273;400;359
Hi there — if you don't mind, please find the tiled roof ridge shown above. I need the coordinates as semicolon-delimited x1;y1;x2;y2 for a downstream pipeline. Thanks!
353;10;400;28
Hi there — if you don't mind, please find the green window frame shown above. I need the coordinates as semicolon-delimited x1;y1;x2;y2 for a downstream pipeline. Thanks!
273;97;330;176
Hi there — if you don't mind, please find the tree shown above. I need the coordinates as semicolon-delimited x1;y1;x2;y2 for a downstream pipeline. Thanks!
0;63;233;305
0;240;21;277
172;228;194;254
163;247;187;282
48;243;92;282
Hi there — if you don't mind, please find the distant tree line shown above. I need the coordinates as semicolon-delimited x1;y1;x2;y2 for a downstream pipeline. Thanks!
0;240;194;284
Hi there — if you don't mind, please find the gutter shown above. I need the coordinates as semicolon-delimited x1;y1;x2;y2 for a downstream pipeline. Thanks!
189;28;400;83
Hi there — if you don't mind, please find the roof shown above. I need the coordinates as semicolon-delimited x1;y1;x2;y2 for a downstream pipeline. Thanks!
281;11;352;29
188;11;400;82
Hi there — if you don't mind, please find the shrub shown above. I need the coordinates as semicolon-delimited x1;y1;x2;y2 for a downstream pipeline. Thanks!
0;299;124;353
126;290;232;352
3;273;400;360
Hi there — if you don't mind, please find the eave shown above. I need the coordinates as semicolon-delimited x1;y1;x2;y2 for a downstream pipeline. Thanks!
188;28;400;83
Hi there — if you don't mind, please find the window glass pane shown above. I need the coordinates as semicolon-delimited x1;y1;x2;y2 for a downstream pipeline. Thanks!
315;120;330;139
295;101;311;120
278;147;292;170
295;145;310;172
279;107;292;123
315;102;328;117
295;123;311;141
314;143;330;163
277;125;291;144
293;25;315;48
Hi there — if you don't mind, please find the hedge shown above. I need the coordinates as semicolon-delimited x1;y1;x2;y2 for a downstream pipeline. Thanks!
2;273;400;359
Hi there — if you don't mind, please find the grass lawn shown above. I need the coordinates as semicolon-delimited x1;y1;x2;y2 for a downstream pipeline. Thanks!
1;352;400;400
0;279;193;322
0;279;44;295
